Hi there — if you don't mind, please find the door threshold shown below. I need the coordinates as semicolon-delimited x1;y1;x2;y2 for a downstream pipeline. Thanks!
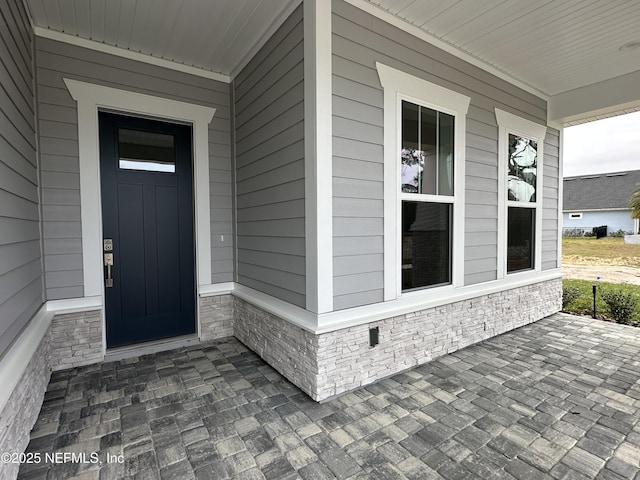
104;334;200;362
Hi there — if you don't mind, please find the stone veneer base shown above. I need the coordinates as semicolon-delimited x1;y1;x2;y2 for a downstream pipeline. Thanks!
235;278;562;401
0;332;51;480
50;309;103;371
200;294;234;341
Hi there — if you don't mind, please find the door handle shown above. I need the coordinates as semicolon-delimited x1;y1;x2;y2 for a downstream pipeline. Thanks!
104;253;113;287
104;239;114;288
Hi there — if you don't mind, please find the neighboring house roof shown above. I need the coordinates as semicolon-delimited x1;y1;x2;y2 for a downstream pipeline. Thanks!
563;170;640;211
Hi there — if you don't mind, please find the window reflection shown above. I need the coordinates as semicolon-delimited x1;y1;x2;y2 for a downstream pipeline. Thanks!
401;101;454;196
508;133;537;202
402;201;452;290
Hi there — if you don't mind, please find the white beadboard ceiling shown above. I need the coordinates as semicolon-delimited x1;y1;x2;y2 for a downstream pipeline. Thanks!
26;0;640;100
364;0;640;97
25;0;298;78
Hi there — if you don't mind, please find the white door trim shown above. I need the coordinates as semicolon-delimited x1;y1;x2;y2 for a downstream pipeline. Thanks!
64;79;215;349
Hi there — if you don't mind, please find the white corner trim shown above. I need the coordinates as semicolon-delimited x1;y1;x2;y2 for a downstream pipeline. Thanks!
556;126;564;268
199;282;236;297
344;0;549;101
230;0;303;80
46;296;103;314
495;108;547;278
234;283;318;332
376;62;470;301
63;79;215;303
35;27;230;83
304;0;333;314
0;304;52;412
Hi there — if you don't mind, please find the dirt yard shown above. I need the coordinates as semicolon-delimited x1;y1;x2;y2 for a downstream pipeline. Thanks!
561;264;640;285
562;237;640;285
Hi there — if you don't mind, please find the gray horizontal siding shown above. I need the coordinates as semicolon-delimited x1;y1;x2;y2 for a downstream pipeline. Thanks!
332;0;549;308
0;0;43;357
35;35;233;299
234;5;305;308
542;128;560;270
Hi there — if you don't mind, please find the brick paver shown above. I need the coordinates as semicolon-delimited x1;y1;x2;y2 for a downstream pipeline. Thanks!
17;313;640;479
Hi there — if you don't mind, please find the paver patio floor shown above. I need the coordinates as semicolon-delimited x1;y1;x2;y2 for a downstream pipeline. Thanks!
17;313;640;480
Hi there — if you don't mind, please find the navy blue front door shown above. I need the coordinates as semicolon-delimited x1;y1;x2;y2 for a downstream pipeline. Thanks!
99;112;196;348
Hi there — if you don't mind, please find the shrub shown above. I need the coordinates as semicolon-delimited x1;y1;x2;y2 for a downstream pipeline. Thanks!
562;285;581;309
609;229;630;238
601;289;638;324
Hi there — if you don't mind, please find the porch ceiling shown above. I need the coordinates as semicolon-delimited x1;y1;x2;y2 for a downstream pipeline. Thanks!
25;0;640;122
25;0;298;78
364;0;640;97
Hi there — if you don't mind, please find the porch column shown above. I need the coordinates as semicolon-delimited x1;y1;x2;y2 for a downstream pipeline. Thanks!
304;0;333;314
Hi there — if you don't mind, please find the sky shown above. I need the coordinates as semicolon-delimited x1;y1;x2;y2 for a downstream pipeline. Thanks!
562;110;640;178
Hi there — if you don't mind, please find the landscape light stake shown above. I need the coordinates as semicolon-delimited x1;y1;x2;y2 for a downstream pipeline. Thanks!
592;276;601;319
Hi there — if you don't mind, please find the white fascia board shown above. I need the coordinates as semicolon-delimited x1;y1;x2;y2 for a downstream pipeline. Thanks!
304;0;333;316
0;304;52;412
345;0;549;101
35;27;230;83
548;70;640;125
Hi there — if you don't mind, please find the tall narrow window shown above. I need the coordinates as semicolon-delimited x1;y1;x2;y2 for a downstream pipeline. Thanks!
507;134;537;272
495;108;546;277
401;100;455;290
378;63;470;300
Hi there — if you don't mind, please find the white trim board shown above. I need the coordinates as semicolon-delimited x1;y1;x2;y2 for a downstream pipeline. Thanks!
35;27;230;83
563;208;632;213
0;304;52;412
46;296;102;315
304;0;333;315
64;79;215;351
200;272;562;334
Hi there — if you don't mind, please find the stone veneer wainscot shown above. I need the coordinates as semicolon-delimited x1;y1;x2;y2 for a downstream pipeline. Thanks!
235;278;562;401
0;333;51;480
200;294;234;341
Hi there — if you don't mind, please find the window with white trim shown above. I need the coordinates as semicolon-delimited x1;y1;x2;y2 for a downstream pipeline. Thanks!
377;63;470;300
495;109;546;277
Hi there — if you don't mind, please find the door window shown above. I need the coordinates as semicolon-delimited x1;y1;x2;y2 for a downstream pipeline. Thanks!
118;128;176;173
